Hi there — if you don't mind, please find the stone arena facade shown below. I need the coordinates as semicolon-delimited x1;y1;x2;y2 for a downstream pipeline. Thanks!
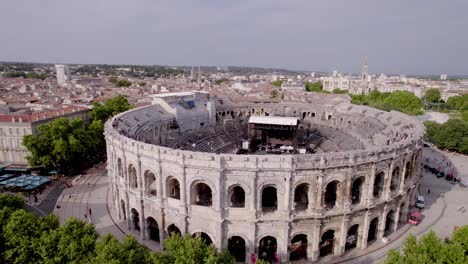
104;92;425;263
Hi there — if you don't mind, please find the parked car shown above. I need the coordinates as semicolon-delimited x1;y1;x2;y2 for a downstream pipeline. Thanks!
416;196;425;209
409;211;422;225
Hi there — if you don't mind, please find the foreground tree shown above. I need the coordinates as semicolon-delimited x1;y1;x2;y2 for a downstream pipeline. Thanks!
90;95;132;123
385;228;468;264
154;234;235;264
93;234;152;264
424;88;441;103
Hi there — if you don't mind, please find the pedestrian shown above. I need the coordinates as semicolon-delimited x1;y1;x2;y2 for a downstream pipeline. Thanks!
89;208;92;216
428;188;431;195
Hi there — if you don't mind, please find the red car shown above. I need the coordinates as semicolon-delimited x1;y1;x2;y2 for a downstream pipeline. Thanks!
409;211;422;225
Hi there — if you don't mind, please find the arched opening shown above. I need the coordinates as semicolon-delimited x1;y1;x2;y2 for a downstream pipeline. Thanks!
367;217;378;242
261;186;278;212
351;177;364;204
117;158;123;177
290;234;307;261
228;236;246;262
373;172;384;198
167;224;181;237
229;186;245;208
128;165;138;189
167;177;180;200
384;210;395;236
192;232;212;245
192;182;212;207
399;203;406;223
319;230;335;257
120;200;126;220
131;208;140;232
324;181;339;209
146;217;160;242
405;162;412;181
145;171;157;196
258;236;277;263
390;167;400;192
302;112;306;119
294;183;309;211
345;225;359;251
328;115;332;120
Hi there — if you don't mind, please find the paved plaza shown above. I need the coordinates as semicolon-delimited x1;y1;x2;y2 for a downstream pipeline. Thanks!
48;146;468;263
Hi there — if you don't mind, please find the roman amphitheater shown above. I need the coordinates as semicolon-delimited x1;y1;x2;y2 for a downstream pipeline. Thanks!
104;91;424;263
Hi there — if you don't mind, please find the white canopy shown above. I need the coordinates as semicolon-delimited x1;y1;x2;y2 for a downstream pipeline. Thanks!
249;116;299;126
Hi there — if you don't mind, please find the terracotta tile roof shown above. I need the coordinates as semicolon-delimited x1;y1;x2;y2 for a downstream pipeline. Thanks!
0;106;89;123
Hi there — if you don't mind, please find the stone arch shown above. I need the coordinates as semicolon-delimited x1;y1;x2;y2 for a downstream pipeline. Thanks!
345;224;359;251
167;224;181;236
319;229;335;257
228;236;246;262
351;177;364;204
399;202;406;223
192;231;214;245
290;234;308;261
228;185;245;208
258;236;277;263
144;170;157;196
373;172;384;198
191;181;213;207
166;176;180;200
367;217;379;242
146;217;160;242
390;166;400;192
261;186;278;212
294;183;309;211
128;164;138;189
117;158;123;177
324;180;340;209
384;209;396;236
130;208;140;232
404;161;412;181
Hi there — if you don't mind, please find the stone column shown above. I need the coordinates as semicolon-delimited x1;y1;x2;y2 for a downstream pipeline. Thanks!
384;162;394;201
126;193;131;229
366;164;377;207
310;219;321;262
399;162;406;193
250;174;257;213
342;170;352;210
181;155;188;215
283;172;292;212
314;175;323;214
335;216;349;256
394;203;401;233
158;212;165;251
360;210;370;249
378;205;388;239
140;202;146;240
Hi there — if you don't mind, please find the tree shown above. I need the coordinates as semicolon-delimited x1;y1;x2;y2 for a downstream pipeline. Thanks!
90;95;132;123
154;234;235;264
383;91;424;115
305;82;323;92
424;88;441;103
138;81;147;87
385;228;468;264
332;88;348;94
270;89;279;99
94;234;152;264
271;80;283;87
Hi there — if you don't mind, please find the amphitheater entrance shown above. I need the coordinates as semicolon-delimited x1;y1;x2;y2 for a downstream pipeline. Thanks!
345;225;359;251
319;230;335;257
167;177;180;200
261;186;278;212
228;236;246;262
373;172;384;198
294;184;309;211
192;182;212;207
384;210;395;236
128;165;138;188
367;218;378;242
146;217;160;242
167;224;181;236
131;208;140;232
258;236;277;263
192;232;212;245
229;186;245;208
324;181;339;209
120;200;126;220
351;178;364;204
289;234;307;261
390;167;400;192
145;171;157;196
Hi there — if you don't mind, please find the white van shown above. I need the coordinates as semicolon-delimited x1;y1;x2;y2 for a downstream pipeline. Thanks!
416;196;425;209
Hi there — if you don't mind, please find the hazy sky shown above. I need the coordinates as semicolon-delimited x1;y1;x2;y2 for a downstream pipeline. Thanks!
1;0;467;75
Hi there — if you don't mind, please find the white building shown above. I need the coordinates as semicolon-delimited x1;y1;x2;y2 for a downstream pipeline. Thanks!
55;64;70;85
281;81;306;91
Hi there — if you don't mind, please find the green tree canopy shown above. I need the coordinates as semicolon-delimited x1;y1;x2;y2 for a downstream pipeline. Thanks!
385;228;468;264
94;234;152;264
425;119;468;154
305;82;324;92
271;80;283;87
351;90;423;115
424;88;441;103
90;95;132;123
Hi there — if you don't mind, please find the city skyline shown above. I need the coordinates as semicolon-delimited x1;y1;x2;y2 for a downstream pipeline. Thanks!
1;0;467;75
